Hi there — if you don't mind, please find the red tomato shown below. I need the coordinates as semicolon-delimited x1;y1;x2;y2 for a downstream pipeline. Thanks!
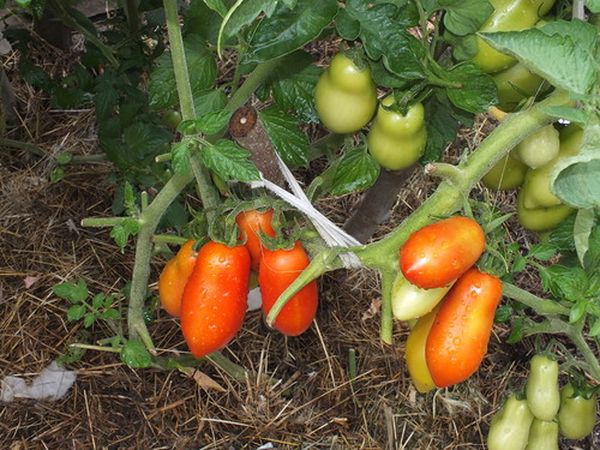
180;241;250;358
158;240;198;317
236;209;277;271
259;241;318;336
399;216;486;289
425;268;502;387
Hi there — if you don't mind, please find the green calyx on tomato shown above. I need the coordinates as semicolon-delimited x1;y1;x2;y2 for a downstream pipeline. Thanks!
158;240;198;317
487;394;534;450
525;419;559;450
400;216;486;289
367;96;427;171
180;241;250;358
492;62;546;112
472;0;555;73
515;125;560;170
482;150;528;190
557;383;597;440
525;354;560;421
391;274;451;321
314;52;377;134
405;308;438;393
259;241;318;337
425;268;502;388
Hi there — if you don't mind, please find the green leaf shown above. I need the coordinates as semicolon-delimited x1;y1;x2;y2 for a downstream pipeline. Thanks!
584;220;600;270
528;243;557;261
259;108;309;167
590;318;600;337
444;63;498;113
67;304;86;321
204;0;228;17
512;255;527;273
149;35;217;110
479;21;597;96
440;0;493;36
53;280;89;303
538;106;587;125
494;305;512;323
50;167;65;183
110;218;140;251
507;317;524;344
83;313;96;328
194;110;232;135
586;0;600;13
551;124;600;209
570;300;587;323
574;209;595;267
91;293;105;310
223;0;274;38
193;89;228;117
242;0;337;64
101;308;121;320
268;52;321;123
541;265;588;302
201;140;261;182
335;8;361;40
330;148;380;195
344;0;425;80
121;340;153;368
185;0;225;44
123;182;137;216
171;141;192;174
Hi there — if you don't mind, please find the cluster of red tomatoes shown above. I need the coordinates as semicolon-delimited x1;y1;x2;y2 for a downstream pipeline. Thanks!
394;216;502;391
158;209;318;358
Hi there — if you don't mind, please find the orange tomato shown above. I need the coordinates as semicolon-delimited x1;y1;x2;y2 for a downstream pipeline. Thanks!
158;240;198;317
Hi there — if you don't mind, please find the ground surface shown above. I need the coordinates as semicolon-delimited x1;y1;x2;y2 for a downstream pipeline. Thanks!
1;13;599;450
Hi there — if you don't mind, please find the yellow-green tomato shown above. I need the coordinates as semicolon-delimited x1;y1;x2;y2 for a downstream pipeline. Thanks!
487;394;534;450
558;383;597;440
517;187;575;232
472;0;551;73
314;53;377;134
367;97;427;170
482;151;528;190
493;63;546;111
525;419;559;450
391;274;451;321
405;308;438;393
525;354;560;420
516;125;560;169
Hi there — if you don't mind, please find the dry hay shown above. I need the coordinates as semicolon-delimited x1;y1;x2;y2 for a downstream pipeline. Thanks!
1;20;599;450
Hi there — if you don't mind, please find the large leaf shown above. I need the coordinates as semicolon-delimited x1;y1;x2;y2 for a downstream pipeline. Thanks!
148;35;217;110
330;148;380;195
344;0;425;80
201;140;261;182
444;63;497;113
439;0;493;36
551;124;600;209
479;20;597;96
259;108;309;167
243;0;338;64
586;0;600;13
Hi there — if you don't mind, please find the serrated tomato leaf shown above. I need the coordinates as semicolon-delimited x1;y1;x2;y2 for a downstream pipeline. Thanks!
201;140;260;182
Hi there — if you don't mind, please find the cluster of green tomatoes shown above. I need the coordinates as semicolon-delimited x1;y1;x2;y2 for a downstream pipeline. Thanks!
488;354;598;450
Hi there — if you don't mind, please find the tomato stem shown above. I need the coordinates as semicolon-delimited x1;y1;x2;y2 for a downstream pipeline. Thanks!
70;343;121;354
501;282;570;316
81;217;132;227
380;270;395;345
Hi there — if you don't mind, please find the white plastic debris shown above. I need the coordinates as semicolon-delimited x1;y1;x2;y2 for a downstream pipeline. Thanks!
250;153;363;269
247;286;262;311
1;361;76;402
256;444;275;450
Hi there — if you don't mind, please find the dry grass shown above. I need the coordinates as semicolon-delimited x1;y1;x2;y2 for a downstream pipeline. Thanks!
1;22;598;450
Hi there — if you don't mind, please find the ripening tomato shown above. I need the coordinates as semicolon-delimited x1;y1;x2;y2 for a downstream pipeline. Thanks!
426;268;502;387
236;208;277;271
259;241;318;336
159;240;198;317
557;383;597;440
399;216;486;289
180;241;250;358
405;308;438;393
525;354;560;421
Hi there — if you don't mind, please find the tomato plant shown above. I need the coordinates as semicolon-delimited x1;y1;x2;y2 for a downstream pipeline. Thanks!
259;241;318;337
180;241;250;358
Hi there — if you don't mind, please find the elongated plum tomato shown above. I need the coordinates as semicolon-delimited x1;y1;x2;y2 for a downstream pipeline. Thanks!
425;268;502;387
236;208;276;271
399;216;486;289
487;394;534;450
180;241;250;358
158;240;197;317
259;241;318;336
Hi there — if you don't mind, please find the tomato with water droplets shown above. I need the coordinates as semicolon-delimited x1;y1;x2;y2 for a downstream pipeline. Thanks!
259;241;318;336
399;216;486;289
236;208;277;271
426;268;502;387
180;241;250;358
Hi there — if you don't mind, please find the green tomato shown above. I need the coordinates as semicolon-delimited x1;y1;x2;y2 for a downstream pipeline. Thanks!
558;383;597;439
516;125;560;169
391;274;451;321
161;109;182;130
525;354;560;421
525;419;559;450
314;53;377;134
367;97;427;170
517;187;575;232
493;63;546;112
472;0;552;73
482;151;528;190
487;394;534;450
